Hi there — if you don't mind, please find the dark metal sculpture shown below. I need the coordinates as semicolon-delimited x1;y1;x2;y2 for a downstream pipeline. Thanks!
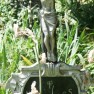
39;0;57;62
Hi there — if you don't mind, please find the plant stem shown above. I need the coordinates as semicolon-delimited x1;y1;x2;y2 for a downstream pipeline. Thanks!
34;42;42;94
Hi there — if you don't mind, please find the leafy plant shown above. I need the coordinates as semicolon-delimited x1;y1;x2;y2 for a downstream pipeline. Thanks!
57;10;80;65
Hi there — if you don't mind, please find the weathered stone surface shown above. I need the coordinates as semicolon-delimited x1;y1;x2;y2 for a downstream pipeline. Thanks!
6;63;89;94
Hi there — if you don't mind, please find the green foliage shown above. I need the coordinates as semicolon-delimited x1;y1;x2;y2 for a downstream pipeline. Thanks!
0;1;40;93
0;87;6;94
57;0;94;29
57;10;80;65
0;0;94;94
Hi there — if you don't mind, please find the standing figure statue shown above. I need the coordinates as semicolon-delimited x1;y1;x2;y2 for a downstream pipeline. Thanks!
39;0;57;62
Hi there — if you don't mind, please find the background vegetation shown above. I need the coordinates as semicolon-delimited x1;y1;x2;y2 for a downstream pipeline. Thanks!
0;0;94;93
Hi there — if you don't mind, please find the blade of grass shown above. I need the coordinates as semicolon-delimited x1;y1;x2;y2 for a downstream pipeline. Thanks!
21;55;33;65
1;42;7;82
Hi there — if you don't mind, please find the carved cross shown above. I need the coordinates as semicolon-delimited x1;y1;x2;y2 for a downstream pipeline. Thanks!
47;81;53;89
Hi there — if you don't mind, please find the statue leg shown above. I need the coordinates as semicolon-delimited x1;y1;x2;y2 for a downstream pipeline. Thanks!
41;18;51;61
44;35;51;61
49;27;56;62
50;31;55;54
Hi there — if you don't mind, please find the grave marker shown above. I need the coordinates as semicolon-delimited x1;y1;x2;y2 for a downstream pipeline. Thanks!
6;63;89;94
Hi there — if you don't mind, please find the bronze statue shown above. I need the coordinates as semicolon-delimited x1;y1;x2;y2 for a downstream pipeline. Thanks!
39;0;57;62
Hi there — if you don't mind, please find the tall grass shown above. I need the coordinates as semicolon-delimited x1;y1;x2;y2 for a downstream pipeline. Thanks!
57;10;81;65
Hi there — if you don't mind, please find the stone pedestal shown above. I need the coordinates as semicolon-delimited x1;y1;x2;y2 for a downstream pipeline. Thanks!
6;62;89;94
